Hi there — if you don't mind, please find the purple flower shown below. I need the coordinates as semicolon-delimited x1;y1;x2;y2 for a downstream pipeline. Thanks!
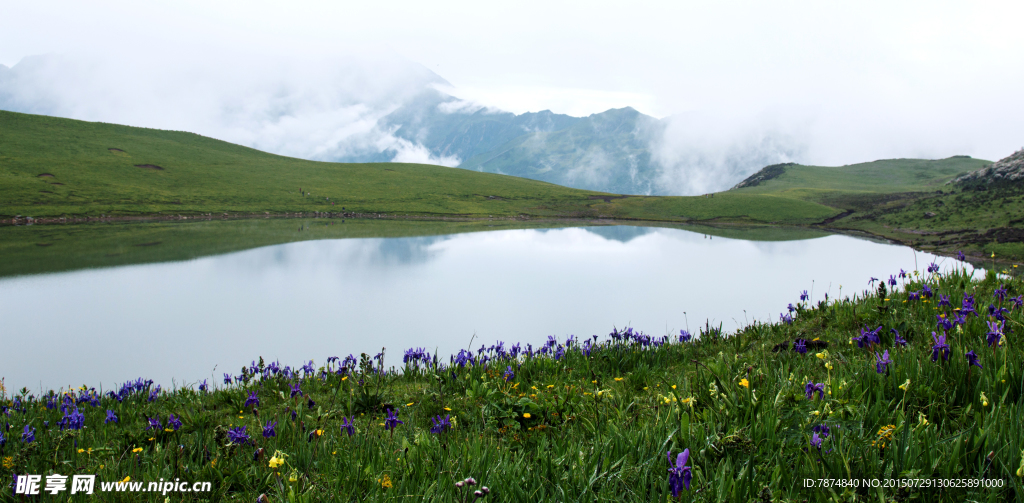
927;263;940;274
995;285;1008;302
957;250;965;261
812;423;831;438
891;329;907;347
0;430;5;447
167;414;182;432
667;449;692;496
931;332;950;362
262;420;277;438
227;426;251;445
290;384;303;398
875;350;892;374
340;417;355;437
679;329;692;343
1012;295;1024;309
146;416;162;430
805;381;825;400
788;303;797;313
794;339;807;354
857;325;881;348
936;313;952;332
908;291;921;301
503;366;515;383
21;425;34;443
800;290;809;301
938;294;951;307
810;432;823;449
198;380;208;392
989;304;1009;321
899;269;908;279
962;294;977;316
105;410;118;424
965;350;982;369
888;275;897;287
384;409;403;431
307;397;316;410
920;284;931;298
223;373;233;385
780;313;794;325
430;414;452;434
986;320;1004;347
244;391;259;409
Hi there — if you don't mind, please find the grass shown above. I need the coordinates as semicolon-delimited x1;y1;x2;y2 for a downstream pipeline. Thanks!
3;261;1023;501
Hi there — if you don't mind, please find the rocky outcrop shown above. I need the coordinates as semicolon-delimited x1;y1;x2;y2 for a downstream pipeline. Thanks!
731;163;793;189
951;149;1024;184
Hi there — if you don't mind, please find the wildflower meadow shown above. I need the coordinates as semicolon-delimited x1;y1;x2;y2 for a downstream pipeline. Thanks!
2;256;1024;501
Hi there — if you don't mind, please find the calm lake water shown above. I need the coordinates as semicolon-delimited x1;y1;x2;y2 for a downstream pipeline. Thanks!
0;223;954;392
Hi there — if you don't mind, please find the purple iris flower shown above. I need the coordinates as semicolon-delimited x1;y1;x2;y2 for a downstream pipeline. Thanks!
813;423;831;438
927;263;940;274
888;275;897;287
962;294;977;316
780;313;794;325
340;417;355;437
899;269;908;279
891;329;907;347
198;380;208;392
430;414;452;434
244;391;259;409
810;432;823;449
986;320;1004;347
800;290;809;301
146;416;161;430
290;383;303;398
223;373;233;385
805;381;825;400
989;304;1009;321
869;277;879;286
794;339;807;354
503;366;515;383
105;410;118;424
167;414;182;432
263;420;277;438
957;250;965;261
931;332;950;362
788;303;797;313
227;426;251;445
938;294;951;307
965;350;982;369
908;291;921;301
667;449;692;496
1012;295;1024;309
384;409;403;431
0;430;5;447
61;407;85;431
936;314;952;332
22;425;34;443
307;397;316;410
857;325;881;348
921;285;933;298
875;350;892;374
994;285;1008;302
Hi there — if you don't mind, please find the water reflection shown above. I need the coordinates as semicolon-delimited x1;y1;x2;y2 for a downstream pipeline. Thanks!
0;225;954;392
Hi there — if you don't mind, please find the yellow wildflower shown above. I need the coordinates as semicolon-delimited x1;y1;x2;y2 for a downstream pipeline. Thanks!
269;455;284;469
406;402;414;407
614;377;624;382
342;376;348;381
981;392;989;407
78;448;85;454
289;471;298;483
546;385;554;389
523;413;531;419
671;385;677;389
132;447;143;453
825;362;833;370
444;407;452;411
738;378;750;388
899;379;910;391
121;476;131;483
918;413;929;427
2;457;14;469
379;474;392;489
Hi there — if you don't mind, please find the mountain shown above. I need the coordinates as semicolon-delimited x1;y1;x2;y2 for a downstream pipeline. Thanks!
338;90;667;195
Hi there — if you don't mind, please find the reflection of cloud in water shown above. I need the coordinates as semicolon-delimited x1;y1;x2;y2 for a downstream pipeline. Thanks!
220;235;449;271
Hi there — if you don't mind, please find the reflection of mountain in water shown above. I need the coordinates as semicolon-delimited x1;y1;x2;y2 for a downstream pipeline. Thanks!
371;236;447;266
583;226;654;243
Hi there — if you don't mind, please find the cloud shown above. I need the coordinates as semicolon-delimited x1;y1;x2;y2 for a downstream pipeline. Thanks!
651;111;806;195
0;49;461;166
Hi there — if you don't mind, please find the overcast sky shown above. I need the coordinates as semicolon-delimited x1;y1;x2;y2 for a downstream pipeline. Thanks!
3;0;1022;167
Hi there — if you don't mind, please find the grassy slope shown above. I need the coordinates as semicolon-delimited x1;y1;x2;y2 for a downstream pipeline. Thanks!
727;157;1024;260
2;265;1021;501
0;110;838;225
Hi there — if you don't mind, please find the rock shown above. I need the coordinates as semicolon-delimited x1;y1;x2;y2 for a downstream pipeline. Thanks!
951;149;1024;184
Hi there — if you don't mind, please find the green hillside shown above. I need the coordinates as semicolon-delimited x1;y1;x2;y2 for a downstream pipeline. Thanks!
0;110;839;225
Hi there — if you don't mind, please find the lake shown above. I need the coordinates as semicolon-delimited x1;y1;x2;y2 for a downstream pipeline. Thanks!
0;220;956;393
